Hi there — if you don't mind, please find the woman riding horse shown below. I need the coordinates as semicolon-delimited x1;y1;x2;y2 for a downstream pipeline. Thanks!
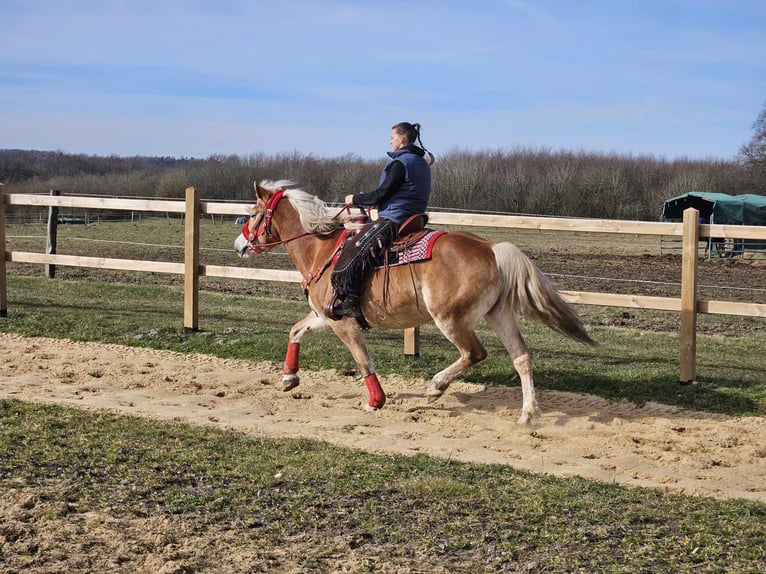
235;178;596;424
332;121;435;319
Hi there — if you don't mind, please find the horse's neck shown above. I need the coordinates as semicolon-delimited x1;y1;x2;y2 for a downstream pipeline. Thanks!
279;212;340;273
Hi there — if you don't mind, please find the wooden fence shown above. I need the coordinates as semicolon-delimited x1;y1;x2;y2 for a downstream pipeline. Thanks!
2;183;766;383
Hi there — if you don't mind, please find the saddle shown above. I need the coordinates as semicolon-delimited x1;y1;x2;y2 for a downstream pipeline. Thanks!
330;213;432;270
321;213;445;325
390;213;430;251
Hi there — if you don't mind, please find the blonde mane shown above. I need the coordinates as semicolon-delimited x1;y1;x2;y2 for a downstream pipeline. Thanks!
258;180;354;234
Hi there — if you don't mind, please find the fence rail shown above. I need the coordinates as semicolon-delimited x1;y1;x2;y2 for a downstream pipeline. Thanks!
3;184;766;383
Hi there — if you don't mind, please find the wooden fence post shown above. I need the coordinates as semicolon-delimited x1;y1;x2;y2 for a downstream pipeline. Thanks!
0;183;7;317
45;190;60;279
184;186;201;333
404;327;420;357
679;207;699;384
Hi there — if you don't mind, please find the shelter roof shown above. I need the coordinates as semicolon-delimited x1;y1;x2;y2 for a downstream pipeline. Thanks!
661;192;766;225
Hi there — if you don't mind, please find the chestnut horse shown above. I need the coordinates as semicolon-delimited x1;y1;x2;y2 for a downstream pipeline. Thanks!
235;180;595;424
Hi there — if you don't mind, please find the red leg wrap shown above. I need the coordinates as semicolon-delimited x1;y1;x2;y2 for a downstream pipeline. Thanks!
364;373;386;409
283;342;300;375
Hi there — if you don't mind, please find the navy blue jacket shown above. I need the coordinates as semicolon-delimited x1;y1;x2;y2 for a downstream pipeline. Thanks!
351;144;431;224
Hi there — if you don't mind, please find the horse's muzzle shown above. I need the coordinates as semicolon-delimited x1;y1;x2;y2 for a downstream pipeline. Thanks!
234;233;253;258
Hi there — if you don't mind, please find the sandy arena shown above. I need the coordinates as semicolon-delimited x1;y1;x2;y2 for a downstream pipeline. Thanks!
2;332;764;503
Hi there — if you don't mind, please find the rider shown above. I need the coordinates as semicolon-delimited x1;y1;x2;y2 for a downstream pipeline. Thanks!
331;122;435;318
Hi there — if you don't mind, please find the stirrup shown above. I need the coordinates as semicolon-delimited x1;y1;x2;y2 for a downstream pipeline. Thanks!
324;293;370;329
324;292;341;320
324;293;361;320
334;296;362;319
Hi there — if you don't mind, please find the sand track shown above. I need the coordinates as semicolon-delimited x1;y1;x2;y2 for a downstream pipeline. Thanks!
2;333;764;502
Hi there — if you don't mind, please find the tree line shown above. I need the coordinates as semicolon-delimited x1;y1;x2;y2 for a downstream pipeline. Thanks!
2;145;764;223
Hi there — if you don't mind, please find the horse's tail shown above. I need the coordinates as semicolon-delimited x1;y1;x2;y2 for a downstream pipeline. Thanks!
492;242;596;346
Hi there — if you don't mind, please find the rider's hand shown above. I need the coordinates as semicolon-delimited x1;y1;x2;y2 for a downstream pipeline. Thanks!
344;194;355;206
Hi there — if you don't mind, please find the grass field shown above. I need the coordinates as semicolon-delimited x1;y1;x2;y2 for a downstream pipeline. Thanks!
2;218;766;572
2;398;766;573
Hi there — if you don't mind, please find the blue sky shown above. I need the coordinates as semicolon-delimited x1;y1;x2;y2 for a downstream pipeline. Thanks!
1;0;765;161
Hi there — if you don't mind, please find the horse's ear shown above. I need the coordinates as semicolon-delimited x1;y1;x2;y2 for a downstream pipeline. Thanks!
254;181;271;201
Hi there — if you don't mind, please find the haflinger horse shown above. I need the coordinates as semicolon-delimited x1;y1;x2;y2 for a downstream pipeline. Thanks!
235;180;595;425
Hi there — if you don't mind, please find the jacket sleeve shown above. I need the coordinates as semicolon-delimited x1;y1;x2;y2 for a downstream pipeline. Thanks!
351;161;405;206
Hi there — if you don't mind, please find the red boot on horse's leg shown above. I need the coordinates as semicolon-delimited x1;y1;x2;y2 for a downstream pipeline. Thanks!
280;312;331;392
282;342;300;391
283;341;300;374
364;373;386;411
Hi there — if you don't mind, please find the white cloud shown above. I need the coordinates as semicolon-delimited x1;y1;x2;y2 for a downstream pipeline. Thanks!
503;0;563;30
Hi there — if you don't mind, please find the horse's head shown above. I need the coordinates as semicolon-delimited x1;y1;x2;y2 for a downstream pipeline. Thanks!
234;180;292;258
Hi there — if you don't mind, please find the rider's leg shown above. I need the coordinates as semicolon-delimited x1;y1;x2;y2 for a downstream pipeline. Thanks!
332;219;397;318
334;275;362;317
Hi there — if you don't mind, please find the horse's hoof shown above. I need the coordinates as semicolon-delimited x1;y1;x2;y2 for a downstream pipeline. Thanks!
518;403;541;425
282;374;299;392
365;396;385;411
517;412;536;426
426;386;444;403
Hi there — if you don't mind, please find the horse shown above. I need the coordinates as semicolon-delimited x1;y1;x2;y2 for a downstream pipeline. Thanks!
234;180;595;424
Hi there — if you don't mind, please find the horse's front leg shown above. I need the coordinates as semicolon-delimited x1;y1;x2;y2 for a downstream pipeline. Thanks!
330;320;386;412
282;311;329;391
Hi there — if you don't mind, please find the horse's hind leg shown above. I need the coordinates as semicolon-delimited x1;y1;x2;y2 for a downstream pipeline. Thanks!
485;308;540;425
282;311;328;391
427;317;488;400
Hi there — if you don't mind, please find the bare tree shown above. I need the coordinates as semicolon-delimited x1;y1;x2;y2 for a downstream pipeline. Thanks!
739;102;766;191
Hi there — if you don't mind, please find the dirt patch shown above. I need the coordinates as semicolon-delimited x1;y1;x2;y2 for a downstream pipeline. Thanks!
2;333;764;504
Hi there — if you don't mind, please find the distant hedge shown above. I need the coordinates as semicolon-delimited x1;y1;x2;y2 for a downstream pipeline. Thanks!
2;147;762;222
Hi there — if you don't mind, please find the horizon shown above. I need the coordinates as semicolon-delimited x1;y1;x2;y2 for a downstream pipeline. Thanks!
2;1;765;162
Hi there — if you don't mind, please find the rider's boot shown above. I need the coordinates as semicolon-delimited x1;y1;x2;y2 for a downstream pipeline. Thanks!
334;294;362;318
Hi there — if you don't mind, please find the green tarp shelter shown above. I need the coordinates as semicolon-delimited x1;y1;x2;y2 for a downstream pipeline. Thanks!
660;191;766;257
661;192;766;225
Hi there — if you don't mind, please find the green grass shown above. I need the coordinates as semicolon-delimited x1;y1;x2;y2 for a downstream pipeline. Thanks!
2;221;766;571
2;399;765;572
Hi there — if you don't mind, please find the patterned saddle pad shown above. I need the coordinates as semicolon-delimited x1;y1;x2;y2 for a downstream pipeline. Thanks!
379;230;447;268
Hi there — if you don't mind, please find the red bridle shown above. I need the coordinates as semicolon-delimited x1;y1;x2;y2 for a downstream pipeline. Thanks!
240;189;285;253
240;188;356;255
241;189;318;254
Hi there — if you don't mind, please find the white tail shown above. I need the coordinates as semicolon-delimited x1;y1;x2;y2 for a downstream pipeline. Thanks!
493;242;595;346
